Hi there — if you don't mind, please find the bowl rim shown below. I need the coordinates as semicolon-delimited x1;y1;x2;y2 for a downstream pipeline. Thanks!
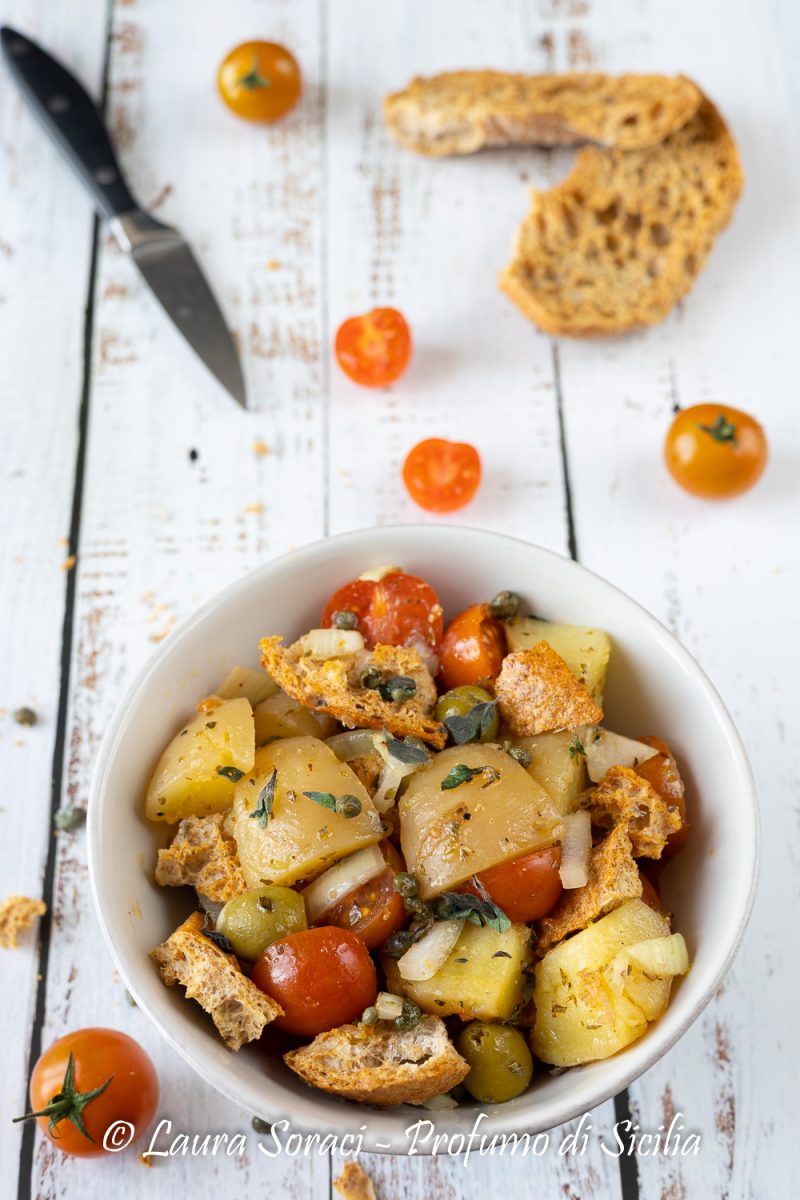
88;524;760;1153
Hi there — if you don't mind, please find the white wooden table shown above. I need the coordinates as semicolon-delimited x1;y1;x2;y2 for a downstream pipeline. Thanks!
2;1;797;1196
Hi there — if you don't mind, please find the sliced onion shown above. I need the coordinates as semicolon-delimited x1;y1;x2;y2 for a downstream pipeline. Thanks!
326;729;380;762
216;665;278;705
372;732;428;813
625;933;690;978
421;1093;459;1111
559;811;592;889
359;564;402;582
295;629;364;659
584;728;659;783
302;844;385;923
397;919;465;981
408;638;439;676
375;992;405;1020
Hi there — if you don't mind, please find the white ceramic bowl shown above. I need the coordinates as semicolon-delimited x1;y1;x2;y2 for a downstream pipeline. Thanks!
88;526;758;1153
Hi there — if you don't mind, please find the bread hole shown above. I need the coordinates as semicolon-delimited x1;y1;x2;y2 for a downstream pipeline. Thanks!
624;212;643;235
561;204;578;238
605;233;619;252
595;201;619;226
650;223;672;247
684;254;698;274
650;101;664;120
622;113;639;126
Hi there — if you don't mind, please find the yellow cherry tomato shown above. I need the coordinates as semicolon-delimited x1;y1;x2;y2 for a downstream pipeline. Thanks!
217;41;302;123
664;404;767;499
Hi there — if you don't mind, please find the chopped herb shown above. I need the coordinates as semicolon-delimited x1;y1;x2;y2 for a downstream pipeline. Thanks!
454;957;468;964
55;806;85;831
335;794;362;818
12;707;37;727
217;765;245;782
441;763;488;790
205;721;217;729
444;700;498;746
568;736;585;759
395;999;422;1031
303;790;337;811
434;891;511;934
489;590;520;621
378;675;417;703
361;1006;379;1026
200;924;235;955
506;744;532;768
125;990;137;1007
698;413;738;446
250;769;277;828
384;733;429;765
332;609;358;630
492;950;512;959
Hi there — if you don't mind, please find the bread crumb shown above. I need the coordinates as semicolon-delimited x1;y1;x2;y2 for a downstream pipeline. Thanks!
138;1152;154;1168
61;555;77;571
252;440;270;457
334;1161;377;1200
244;503;263;514
0;896;46;949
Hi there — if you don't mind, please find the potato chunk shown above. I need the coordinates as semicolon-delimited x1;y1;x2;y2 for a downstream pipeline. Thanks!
384;921;532;1021
399;745;562;900
531;899;672;1067
232;737;383;886
145;698;255;823
253;690;337;745
511;730;586;814
504;618;611;704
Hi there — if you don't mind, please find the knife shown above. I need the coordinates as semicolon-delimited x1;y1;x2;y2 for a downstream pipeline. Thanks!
1;26;246;408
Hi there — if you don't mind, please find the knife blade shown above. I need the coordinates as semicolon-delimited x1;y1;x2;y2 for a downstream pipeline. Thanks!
0;25;246;408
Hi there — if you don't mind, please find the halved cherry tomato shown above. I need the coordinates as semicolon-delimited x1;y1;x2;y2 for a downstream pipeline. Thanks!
321;571;443;651
664;404;767;499
16;1028;158;1158
402;438;481;513
251;927;377;1037
334;307;411;387
217;42;302;123
638;868;668;915
460;846;563;923
438;603;506;691
317;844;407;950
635;735;688;860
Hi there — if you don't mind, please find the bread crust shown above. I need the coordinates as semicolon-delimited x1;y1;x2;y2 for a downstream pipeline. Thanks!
587;765;682;858
500;92;743;336
334;1162;377;1200
155;813;248;902
384;71;702;155
260;636;446;748
284;1015;469;1105
0;895;46;949
151;912;282;1049
496;642;603;736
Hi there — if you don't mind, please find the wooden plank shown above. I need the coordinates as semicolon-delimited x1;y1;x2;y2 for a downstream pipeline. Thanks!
28;1;329;1196
0;3;108;1194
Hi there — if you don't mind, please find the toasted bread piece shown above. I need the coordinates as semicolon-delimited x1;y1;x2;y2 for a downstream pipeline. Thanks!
0;895;46;949
496;642;603;737
536;825;642;955
385;71;701;156
587;765;682;858
334;1162;377;1200
284;1015;469;1105
151;912;282;1049
260;637;446;748
500;94;743;336
155;814;248;903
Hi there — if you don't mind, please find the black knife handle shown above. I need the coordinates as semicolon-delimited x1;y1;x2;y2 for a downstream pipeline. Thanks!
1;26;138;220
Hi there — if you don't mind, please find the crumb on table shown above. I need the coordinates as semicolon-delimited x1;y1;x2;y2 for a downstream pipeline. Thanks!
0;895;46;949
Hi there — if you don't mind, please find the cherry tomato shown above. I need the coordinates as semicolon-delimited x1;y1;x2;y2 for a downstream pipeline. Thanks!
251;927;377;1037
635;735;688;860
664;404;767;499
217;41;302;123
460;846;563;923
321;571;443;651
638;868;668;915
438;603;506;691
317;844;407;950
334;307;411;387
403;438;481;513
16;1028;158;1158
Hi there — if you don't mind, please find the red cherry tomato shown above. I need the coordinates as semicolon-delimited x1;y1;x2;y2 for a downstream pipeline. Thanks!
321;571;443;651
638;868;668;915
635;735;688;860
334;307;412;387
317;844;407;950
438;602;506;691
17;1028;158;1158
251;927;377;1037
460;846;563;923
403;438;481;513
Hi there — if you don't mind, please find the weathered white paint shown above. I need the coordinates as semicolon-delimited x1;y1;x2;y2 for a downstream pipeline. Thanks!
1;0;796;1197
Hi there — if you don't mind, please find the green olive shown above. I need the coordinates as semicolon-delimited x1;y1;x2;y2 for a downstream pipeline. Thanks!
216;885;307;960
456;1022;534;1104
435;685;500;743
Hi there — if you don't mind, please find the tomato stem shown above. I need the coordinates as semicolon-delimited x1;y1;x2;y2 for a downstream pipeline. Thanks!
13;1052;113;1143
698;413;738;446
238;57;272;91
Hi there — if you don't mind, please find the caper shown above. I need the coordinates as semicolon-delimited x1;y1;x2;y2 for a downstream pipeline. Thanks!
361;1006;379;1026
382;929;416;959
216;885;307;960
361;666;383;689
54;806;86;831
395;999;422;1031
13;706;37;726
489;591;520;621
456;1022;533;1104
335;793;362;818
392;872;420;899
332;609;358;630
435;685;500;743
378;675;417;703
403;895;433;922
